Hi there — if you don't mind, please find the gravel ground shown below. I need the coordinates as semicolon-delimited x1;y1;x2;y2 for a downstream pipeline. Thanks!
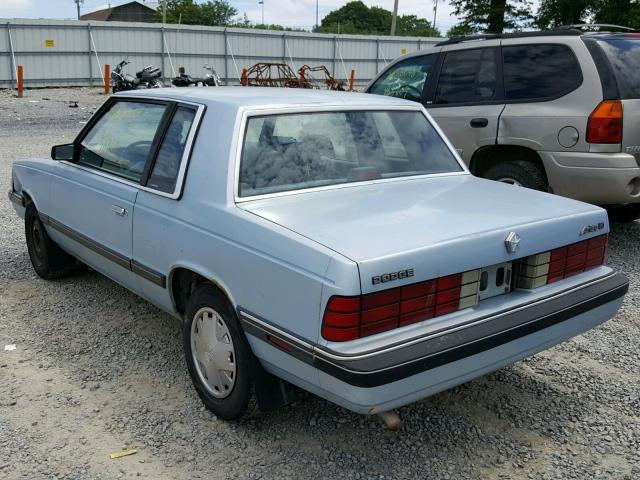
1;87;639;480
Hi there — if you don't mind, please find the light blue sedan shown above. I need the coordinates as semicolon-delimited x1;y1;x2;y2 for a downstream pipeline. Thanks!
8;88;628;421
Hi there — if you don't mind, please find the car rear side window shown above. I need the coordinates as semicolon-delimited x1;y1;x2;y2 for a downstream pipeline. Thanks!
593;38;640;99
369;54;435;103
502;44;582;101
147;106;197;193
434;48;497;105
78;101;167;182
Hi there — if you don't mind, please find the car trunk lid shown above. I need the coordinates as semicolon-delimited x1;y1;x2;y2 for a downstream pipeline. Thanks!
239;175;607;294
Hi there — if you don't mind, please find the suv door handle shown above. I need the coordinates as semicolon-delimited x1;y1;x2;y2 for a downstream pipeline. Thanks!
111;205;127;217
470;118;489;128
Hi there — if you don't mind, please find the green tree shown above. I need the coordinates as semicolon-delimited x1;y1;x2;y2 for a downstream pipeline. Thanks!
317;1;439;36
536;0;592;28
449;0;532;33
446;23;478;36
591;0;640;29
156;0;237;26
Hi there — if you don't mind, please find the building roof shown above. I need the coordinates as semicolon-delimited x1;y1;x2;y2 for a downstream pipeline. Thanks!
117;87;417;110
81;1;156;21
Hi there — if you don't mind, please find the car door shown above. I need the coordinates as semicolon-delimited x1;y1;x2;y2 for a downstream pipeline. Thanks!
425;45;504;164
48;98;171;292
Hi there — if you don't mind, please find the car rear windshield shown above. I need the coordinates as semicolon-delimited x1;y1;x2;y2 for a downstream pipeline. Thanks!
595;37;640;99
238;110;461;198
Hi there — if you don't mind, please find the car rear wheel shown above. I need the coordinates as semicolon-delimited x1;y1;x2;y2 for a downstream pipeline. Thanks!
484;160;548;191
25;204;77;280
183;283;253;420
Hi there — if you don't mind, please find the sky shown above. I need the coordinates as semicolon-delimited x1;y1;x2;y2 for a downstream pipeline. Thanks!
0;0;463;34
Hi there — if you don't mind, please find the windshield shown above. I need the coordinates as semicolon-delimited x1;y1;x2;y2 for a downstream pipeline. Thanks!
238;110;461;198
596;37;640;99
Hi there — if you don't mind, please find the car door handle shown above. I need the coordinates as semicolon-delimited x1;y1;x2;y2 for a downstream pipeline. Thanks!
111;205;127;217
470;118;489;128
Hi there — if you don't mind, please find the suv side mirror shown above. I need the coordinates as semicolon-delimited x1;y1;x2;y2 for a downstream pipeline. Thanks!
51;143;76;161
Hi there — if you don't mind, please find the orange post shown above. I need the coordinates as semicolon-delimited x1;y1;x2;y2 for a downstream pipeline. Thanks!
240;68;248;86
348;69;356;92
104;64;110;94
17;65;23;98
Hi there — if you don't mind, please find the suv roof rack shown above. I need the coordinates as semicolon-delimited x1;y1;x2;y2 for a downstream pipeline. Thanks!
436;29;580;46
557;24;638;32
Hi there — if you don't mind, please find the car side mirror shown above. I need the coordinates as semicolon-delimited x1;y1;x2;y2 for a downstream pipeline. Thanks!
51;143;76;161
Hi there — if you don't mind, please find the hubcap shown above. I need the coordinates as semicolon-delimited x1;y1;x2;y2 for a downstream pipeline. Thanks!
497;177;523;187
191;307;236;398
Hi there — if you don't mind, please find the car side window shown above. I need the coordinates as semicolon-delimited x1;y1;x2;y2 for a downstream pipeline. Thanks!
502;44;582;101
147;106;197;194
434;48;497;104
369;54;435;103
78;101;167;182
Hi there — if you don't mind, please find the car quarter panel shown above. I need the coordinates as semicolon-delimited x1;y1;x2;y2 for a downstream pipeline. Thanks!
11;159;56;217
132;107;359;344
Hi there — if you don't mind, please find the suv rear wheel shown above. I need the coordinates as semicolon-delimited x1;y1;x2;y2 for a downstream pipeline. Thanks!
484;160;548;191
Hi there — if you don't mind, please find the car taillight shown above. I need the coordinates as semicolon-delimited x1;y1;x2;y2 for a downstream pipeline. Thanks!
587;100;622;144
518;234;608;289
322;269;480;342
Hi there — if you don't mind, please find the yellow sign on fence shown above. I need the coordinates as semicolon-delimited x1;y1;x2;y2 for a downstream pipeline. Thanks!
44;39;55;47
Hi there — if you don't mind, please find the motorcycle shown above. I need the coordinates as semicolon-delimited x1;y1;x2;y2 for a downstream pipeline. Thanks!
172;64;221;87
111;59;163;93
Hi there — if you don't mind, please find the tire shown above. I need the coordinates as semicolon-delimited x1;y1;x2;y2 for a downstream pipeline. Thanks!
183;283;253;420
606;204;640;223
483;160;548;191
25;204;76;280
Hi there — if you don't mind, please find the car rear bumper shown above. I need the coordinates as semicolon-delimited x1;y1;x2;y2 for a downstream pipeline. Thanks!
240;271;628;414
541;151;640;205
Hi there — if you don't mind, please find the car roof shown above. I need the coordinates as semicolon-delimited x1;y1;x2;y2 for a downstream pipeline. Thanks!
117;86;419;110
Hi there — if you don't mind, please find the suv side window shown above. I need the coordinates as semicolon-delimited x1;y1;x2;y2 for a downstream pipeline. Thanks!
369;54;435;103
147;106;197;193
434;48;497;104
78;101;167;182
503;44;582;101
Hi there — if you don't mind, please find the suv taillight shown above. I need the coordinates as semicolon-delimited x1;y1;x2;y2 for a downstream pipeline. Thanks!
587;100;622;144
322;270;480;342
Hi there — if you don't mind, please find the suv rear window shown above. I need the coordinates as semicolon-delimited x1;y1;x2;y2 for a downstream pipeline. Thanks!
593;38;640;99
502;44;582;101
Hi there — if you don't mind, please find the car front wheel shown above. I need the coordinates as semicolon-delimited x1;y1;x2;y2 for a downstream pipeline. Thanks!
484;160;548;191
25;204;77;279
183;283;253;420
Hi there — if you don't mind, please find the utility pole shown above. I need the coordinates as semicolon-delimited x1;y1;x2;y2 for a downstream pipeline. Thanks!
259;0;265;26
162;0;167;24
74;0;84;20
315;0;319;30
390;0;399;36
432;0;438;34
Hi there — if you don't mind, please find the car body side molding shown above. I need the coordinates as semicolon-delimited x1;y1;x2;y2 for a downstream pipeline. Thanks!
38;213;166;288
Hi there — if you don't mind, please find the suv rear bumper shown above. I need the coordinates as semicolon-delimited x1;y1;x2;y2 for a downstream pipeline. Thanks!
541;151;640;205
241;272;628;414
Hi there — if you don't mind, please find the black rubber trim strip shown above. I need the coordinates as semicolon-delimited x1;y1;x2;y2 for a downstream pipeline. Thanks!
40;213;166;288
131;260;166;288
8;190;24;207
239;273;628;388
